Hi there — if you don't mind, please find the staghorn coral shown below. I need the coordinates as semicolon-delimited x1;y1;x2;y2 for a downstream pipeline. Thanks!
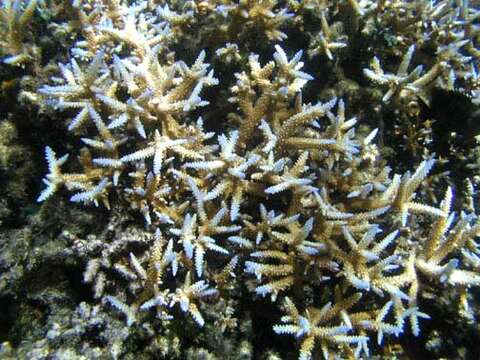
0;0;38;66
35;6;480;360
273;294;369;360
156;0;293;48
1;0;480;359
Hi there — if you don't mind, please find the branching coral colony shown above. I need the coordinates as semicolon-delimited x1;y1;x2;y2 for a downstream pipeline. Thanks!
1;0;477;358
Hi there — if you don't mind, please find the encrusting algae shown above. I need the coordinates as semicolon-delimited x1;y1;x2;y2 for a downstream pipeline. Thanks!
1;0;480;359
